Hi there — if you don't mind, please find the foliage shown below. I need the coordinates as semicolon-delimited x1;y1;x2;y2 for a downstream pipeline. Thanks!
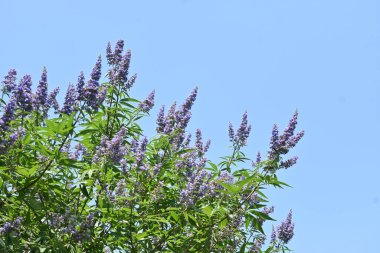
0;40;304;252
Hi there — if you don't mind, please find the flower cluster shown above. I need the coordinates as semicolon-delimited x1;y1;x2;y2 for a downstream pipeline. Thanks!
61;84;77;115
0;217;22;235
1;69;17;93
139;90;155;113
13;75;33;112
268;111;304;158
33;67;49;111
0;100;15;132
228;111;252;147
49;211;95;242
84;56;102;110
267;111;304;171
195;128;211;156
156;87;198;133
134;137;148;170
106;40;135;90
276;210;295;244
93;126;128;164
0;127;25;154
180;169;215;207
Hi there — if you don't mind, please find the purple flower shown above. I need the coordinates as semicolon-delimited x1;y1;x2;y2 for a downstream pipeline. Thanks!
76;71;85;100
1;69;17;93
97;85;107;107
268;124;280;158
175;87;197;130
70;143;87;160
120;158;128;173
270;226;277;244
153;163;162;175
163;102;176;134
0;127;25;154
203;139;211;153
280;156;298;169
277;210;295;244
93;127;128;164
114;40;125;64
84;56;102;109
108;41;132;89
228;112;251;147
125;73;137;90
195;129;203;152
34;67;49;109
13;75;33;112
61;84;77;115
135;137;148;168
280;111;299;143
0;217;23;235
180;168;217;207
252;152;261;167
287;130;305;148
156;105;165;132
106;42;114;65
139;90;155;113
0;100;15;132
183;133;192;147
47;87;60;113
267;111;304;161
235;111;251;146
228;122;234;142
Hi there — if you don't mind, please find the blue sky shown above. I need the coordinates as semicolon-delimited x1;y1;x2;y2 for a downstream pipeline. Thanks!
1;0;380;252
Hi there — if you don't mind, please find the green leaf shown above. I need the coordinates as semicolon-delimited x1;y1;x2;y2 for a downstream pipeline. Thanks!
80;183;90;199
218;182;241;194
201;205;214;217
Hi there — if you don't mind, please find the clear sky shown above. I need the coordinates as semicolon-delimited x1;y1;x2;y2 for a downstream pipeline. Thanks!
1;1;380;252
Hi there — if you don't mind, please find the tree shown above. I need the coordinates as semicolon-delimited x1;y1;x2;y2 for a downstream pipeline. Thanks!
0;40;304;252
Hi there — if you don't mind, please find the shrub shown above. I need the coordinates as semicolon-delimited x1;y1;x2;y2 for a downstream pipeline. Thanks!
0;40;304;252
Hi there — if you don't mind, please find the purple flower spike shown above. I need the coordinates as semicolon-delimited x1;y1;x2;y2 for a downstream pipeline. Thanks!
252;152;261;167
34;67;48;109
235;111;251;146
47;87;60;113
106;42;114;65
125;73;137;90
203;139;211;153
92;127;128;164
90;55;102;82
175;87;198;130
287;130;305;148
114;40;125;64
1;69;17;93
84;56;102;109
280;156;298;169
164;102;176;134
279;111;299;146
181;87;198;114
135;137;148;168
270;226;277;244
139;90;155;113
0;100;15;132
267;111;304;161
61;84;77;115
97;85;107;107
228;122;234;142
195;129;203;151
14;75;33;112
76;71;85;100
156;105;165;133
277;210;295;244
